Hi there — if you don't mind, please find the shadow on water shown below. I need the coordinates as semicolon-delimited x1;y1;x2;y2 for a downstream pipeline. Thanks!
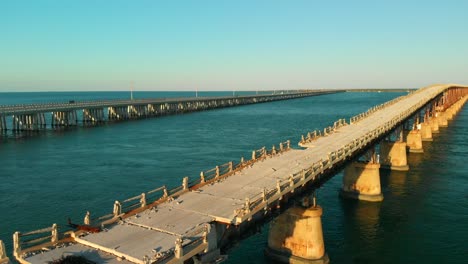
338;197;382;264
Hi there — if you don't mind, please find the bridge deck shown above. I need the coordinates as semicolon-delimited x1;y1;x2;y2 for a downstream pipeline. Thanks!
0;91;336;115
23;85;458;263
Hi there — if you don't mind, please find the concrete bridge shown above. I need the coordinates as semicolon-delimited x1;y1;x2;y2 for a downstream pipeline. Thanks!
0;90;340;133
1;84;467;264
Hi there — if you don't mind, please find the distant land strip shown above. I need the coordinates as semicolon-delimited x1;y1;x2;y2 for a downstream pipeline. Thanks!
345;88;417;92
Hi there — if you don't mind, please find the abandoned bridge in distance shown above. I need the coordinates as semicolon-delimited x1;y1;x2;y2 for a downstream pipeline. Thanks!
1;84;467;264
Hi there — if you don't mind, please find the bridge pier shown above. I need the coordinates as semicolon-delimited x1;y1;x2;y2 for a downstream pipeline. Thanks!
436;112;448;127
265;204;329;264
12;115;19;131
83;108;104;124
429;116;439;133
193;224;221;263
12;113;47;131
52;111;77;127
340;161;383;202
420;122;433;141
111;106;132;120
406;130;424;153
128;105;148;118
147;104;156;116
444;108;454;120
380;141;409;171
0;115;6;132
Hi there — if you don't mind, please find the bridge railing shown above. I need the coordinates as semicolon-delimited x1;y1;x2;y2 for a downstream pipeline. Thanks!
0;91;325;114
151;224;209;263
300;118;347;145
349;93;410;124
238;139;368;219
237;156;328;219
76;139;294;229
238;93;438;220
11;223;69;261
86;185;170;226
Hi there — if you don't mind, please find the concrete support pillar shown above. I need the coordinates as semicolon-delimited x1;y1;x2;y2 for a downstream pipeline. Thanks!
73;110;78;125
52;111;69;127
265;206;329;264
84;109;104;123
406;130;423;153
41;113;46;128
420;122;433;142
12;115;23;131
194;224;220;263
445;108;454;121
429;117;439;133
108;107;117;120
340;162;383;202
0;115;6;132
379;141;409;171
436;112;448;127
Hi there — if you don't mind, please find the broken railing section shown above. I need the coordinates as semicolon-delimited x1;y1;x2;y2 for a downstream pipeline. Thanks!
160;224;211;264
195;140;291;186
12;224;61;263
299;118;348;145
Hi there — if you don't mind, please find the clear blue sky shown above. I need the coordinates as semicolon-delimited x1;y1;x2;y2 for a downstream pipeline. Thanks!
1;0;467;91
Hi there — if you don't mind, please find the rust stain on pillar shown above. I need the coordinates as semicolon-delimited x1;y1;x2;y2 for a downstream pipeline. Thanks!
266;206;329;264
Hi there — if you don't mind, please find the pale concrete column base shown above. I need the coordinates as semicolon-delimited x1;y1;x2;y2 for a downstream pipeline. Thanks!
430;117;440;133
380;141;409;171
406;130;424;153
266;206;328;264
445;107;455;120
339;189;384;202
341;162;383;202
437;112;448;127
409;148;424;153
264;247;330;264
420;123;433;142
380;164;410;171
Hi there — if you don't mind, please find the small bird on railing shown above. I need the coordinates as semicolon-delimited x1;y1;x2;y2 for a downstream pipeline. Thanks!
67;218;101;233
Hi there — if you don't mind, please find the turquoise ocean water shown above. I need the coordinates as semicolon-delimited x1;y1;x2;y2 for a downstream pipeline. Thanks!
0;91;466;263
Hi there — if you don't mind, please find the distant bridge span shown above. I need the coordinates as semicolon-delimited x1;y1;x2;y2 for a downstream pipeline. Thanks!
2;84;467;264
0;90;342;132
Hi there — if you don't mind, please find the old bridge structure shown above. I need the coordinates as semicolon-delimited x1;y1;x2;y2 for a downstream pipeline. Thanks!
1;84;467;264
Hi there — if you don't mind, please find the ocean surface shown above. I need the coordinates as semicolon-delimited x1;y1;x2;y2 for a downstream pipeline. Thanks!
0;91;467;263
